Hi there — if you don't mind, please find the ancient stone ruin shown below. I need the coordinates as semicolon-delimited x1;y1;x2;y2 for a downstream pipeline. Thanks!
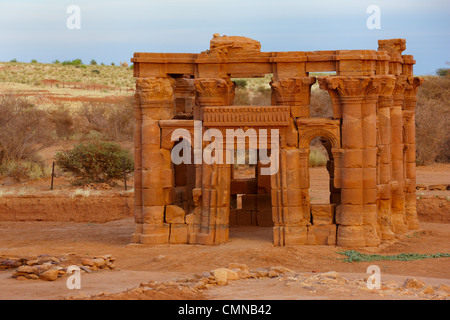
130;34;423;247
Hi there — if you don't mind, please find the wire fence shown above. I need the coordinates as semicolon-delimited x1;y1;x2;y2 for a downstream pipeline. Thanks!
0;77;135;93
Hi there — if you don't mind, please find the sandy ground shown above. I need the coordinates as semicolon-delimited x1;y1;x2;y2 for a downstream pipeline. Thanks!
0;164;449;300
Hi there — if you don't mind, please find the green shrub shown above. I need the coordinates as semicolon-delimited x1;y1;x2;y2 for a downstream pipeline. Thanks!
436;68;449;77
338;250;450;263
90;59;97;65
61;59;83;66
31;59;37;63
233;79;248;88
55;141;134;185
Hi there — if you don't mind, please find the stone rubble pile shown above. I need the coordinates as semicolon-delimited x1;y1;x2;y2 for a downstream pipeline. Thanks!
132;264;450;300
0;254;115;281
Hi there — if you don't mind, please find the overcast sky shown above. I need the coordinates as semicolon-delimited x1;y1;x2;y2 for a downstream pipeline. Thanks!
0;0;449;75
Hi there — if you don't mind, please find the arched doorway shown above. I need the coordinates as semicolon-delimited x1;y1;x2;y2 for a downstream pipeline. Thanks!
297;119;341;244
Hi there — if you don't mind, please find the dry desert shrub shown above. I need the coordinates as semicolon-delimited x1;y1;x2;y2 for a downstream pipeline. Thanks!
415;76;450;165
310;87;333;118
78;96;134;141
0;93;52;181
0;94;52;162
47;104;76;140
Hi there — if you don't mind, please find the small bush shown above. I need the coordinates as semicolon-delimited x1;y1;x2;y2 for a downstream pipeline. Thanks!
31;59;38;63
233;79;248;88
55;141;134;185
78;97;134;141
233;88;252;105
309;147;328;167
90;59;97;65
9;59;17;63
47;105;75;140
61;59;83;66
0;160;48;182
436;68;449;77
0;93;52;163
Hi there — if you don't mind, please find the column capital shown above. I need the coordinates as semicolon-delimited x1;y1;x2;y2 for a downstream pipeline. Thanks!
392;75;409;106
318;76;371;98
194;77;235;106
377;75;396;97
393;75;409;95
405;76;424;96
402;77;423;110
271;77;316;117
270;77;316;101
135;77;175;103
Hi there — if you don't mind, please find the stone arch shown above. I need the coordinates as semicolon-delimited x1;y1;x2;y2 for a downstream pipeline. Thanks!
298;128;340;150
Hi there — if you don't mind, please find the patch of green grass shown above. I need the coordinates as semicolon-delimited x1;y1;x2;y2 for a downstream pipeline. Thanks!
337;250;450;263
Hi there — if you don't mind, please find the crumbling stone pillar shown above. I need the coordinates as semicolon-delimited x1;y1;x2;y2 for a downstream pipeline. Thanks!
269;77;315;245
132;77;176;244
193;78;234;245
322;76;371;247
403;76;423;230
174;77;195;116
376;75;396;240
270;149;310;246
390;75;408;234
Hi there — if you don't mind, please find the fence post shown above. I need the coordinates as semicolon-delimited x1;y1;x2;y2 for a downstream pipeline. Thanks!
123;158;127;191
50;161;55;190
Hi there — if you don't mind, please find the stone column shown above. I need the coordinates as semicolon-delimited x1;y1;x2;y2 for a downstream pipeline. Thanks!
376;76;396;240
194;78;234;245
174;77;195;116
361;77;383;246
322;76;370;247
403;76;423;230
269;78;314;246
318;78;342;119
390;75;408;234
270;148;309;246
133;77;176;244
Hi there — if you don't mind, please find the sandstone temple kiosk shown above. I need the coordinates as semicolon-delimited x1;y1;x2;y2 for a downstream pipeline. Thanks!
130;34;423;247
